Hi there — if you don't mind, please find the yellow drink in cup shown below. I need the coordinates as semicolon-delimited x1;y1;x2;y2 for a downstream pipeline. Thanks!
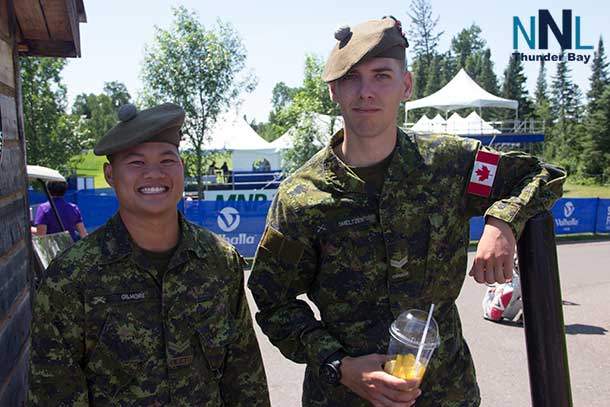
386;308;440;382
384;354;426;380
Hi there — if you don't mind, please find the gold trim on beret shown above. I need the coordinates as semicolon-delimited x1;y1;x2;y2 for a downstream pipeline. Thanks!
322;17;408;83
94;103;185;156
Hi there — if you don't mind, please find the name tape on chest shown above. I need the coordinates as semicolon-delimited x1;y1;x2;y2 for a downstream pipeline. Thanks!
468;150;500;198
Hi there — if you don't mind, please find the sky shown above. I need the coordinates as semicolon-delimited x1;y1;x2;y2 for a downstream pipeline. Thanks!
61;0;610;123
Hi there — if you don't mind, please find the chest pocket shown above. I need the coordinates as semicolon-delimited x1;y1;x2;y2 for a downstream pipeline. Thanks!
318;214;384;313
85;309;153;400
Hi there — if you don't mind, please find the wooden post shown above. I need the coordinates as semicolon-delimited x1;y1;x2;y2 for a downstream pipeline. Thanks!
517;211;573;407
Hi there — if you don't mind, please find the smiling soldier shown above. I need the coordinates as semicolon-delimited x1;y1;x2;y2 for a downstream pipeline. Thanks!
28;103;270;406
248;16;566;407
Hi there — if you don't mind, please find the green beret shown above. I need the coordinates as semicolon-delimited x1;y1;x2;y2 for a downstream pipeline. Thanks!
94;103;185;156
322;17;409;83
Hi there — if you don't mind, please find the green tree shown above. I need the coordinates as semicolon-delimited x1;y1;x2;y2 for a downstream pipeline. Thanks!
439;51;457;85
587;37;609;112
478;49;499;95
580;38;610;181
269;54;342;172
263;82;300;140
533;60;551;125
20;57;87;173
548;51;584;171
501;54;532;119
450;25;500;120
71;81;132;146
406;0;443;64
72;92;116;146
140;6;256;198
451;24;485;71
580;84;610;181
409;56;429;100
268;54;340;139
424;54;443;95
281;114;326;173
103;81;131;109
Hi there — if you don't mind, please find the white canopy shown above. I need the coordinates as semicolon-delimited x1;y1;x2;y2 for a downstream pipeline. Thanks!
446;112;468;134
185;111;272;151
409;111;500;135
463;111;500;134
180;112;281;171
404;69;518;114
430;114;447;133
271;113;343;151
410;114;432;132
26;165;66;182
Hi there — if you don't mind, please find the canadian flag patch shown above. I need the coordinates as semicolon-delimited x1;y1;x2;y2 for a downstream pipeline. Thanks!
468;150;500;197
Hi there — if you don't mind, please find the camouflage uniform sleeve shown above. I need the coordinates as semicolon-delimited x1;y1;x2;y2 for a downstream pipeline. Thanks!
248;192;345;375
220;249;271;407
28;260;89;406
465;143;567;239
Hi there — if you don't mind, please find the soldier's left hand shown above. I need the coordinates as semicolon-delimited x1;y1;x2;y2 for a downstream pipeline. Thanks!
469;217;516;284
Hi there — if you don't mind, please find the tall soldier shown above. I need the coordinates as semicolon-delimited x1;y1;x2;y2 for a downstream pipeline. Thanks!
248;17;566;407
28;103;271;406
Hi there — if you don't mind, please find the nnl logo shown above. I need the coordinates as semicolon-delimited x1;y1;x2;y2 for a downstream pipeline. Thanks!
513;10;592;50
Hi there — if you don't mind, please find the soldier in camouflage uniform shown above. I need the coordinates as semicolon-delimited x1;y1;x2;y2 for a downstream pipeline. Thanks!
248;17;566;407
28;103;270;406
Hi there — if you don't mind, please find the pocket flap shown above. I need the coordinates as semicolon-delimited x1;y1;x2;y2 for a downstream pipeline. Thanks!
195;321;236;371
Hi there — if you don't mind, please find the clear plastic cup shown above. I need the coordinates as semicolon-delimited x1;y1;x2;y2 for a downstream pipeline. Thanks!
384;309;440;381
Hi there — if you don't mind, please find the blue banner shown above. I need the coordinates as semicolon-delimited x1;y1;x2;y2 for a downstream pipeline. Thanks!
596;199;610;234
551;198;598;235
29;189;608;258
76;190;119;231
185;200;271;258
469;217;485;241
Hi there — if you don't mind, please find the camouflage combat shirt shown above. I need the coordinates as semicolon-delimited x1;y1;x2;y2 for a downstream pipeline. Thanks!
29;212;270;407
249;129;566;407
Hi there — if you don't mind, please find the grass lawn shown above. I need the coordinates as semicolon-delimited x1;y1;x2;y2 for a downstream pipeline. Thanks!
72;150;109;188
563;180;610;198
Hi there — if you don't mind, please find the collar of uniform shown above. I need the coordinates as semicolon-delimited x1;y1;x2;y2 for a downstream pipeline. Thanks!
322;128;423;194
386;128;425;184
323;129;367;194
98;213;134;265
168;212;211;269
99;211;209;266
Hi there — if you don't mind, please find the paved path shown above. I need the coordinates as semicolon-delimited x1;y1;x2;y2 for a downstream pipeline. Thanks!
245;240;610;407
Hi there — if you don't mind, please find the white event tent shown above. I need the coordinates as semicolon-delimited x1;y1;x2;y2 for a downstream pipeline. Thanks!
181;111;281;171
270;113;343;151
410;111;500;135
404;68;518;121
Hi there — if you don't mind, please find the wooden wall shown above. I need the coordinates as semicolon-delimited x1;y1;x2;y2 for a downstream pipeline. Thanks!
0;0;33;405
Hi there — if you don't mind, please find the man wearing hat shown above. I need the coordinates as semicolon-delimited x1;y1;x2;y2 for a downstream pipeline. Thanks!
248;17;566;406
28;103;271;406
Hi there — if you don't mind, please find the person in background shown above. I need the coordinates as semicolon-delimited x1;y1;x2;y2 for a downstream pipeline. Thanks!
221;161;229;175
34;180;88;242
